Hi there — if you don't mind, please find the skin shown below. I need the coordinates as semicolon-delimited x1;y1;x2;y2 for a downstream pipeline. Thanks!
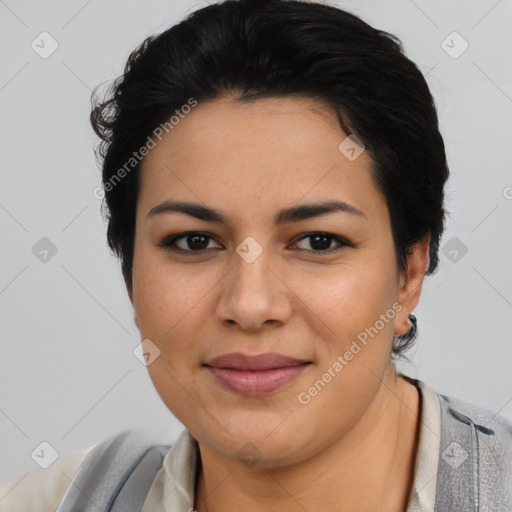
127;95;430;512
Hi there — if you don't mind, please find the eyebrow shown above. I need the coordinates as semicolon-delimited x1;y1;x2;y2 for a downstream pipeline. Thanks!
147;199;366;224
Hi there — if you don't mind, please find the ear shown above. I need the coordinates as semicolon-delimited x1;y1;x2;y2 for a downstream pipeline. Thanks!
395;233;431;336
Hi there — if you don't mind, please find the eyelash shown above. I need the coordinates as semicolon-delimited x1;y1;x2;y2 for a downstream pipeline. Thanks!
158;231;352;256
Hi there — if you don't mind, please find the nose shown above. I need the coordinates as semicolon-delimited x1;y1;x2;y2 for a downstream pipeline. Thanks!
215;248;293;333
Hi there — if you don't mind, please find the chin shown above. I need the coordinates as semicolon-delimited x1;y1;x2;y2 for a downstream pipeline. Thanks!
192;413;315;467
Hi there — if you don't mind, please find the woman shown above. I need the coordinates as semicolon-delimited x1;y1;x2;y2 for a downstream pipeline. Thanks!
1;0;511;510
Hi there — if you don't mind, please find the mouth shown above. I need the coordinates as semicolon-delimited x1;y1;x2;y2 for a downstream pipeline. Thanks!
204;352;311;396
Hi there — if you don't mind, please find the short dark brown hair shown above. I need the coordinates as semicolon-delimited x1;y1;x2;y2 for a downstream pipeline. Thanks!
90;0;449;357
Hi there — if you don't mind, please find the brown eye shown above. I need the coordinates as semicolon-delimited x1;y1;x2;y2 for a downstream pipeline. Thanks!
160;232;222;253
291;232;350;253
159;231;351;256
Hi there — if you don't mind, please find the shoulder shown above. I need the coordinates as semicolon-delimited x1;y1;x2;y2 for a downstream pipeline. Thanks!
437;389;512;448
431;385;512;509
54;427;174;511
0;427;174;512
415;378;512;450
0;444;96;512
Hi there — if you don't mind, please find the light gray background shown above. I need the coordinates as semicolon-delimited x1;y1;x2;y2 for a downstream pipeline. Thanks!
1;0;511;486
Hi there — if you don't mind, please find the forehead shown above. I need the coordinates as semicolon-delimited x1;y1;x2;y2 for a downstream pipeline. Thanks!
137;96;385;226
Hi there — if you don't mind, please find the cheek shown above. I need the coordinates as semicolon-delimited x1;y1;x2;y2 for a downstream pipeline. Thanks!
132;256;209;339
294;260;398;339
134;263;207;418
145;356;207;432
294;274;398;429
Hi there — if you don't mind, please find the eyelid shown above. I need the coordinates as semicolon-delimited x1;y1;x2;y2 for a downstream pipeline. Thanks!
159;231;353;255
292;232;353;249
159;231;222;253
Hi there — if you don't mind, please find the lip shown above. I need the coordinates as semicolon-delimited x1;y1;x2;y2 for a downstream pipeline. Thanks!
204;352;311;396
205;352;309;371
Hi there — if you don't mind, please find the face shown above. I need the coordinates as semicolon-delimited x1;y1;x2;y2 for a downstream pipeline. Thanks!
129;95;419;467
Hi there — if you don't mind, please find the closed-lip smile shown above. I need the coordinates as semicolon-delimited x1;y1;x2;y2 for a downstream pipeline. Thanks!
204;352;311;396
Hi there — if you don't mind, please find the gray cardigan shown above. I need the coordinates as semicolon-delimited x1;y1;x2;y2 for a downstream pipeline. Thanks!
55;387;512;512
434;390;512;510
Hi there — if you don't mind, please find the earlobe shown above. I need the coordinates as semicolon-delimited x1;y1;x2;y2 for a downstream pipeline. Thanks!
394;233;430;336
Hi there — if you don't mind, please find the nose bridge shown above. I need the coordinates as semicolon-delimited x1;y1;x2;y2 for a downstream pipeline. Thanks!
217;237;291;330
230;239;276;300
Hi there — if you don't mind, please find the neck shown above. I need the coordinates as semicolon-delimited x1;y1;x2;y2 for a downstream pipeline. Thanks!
194;366;420;512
